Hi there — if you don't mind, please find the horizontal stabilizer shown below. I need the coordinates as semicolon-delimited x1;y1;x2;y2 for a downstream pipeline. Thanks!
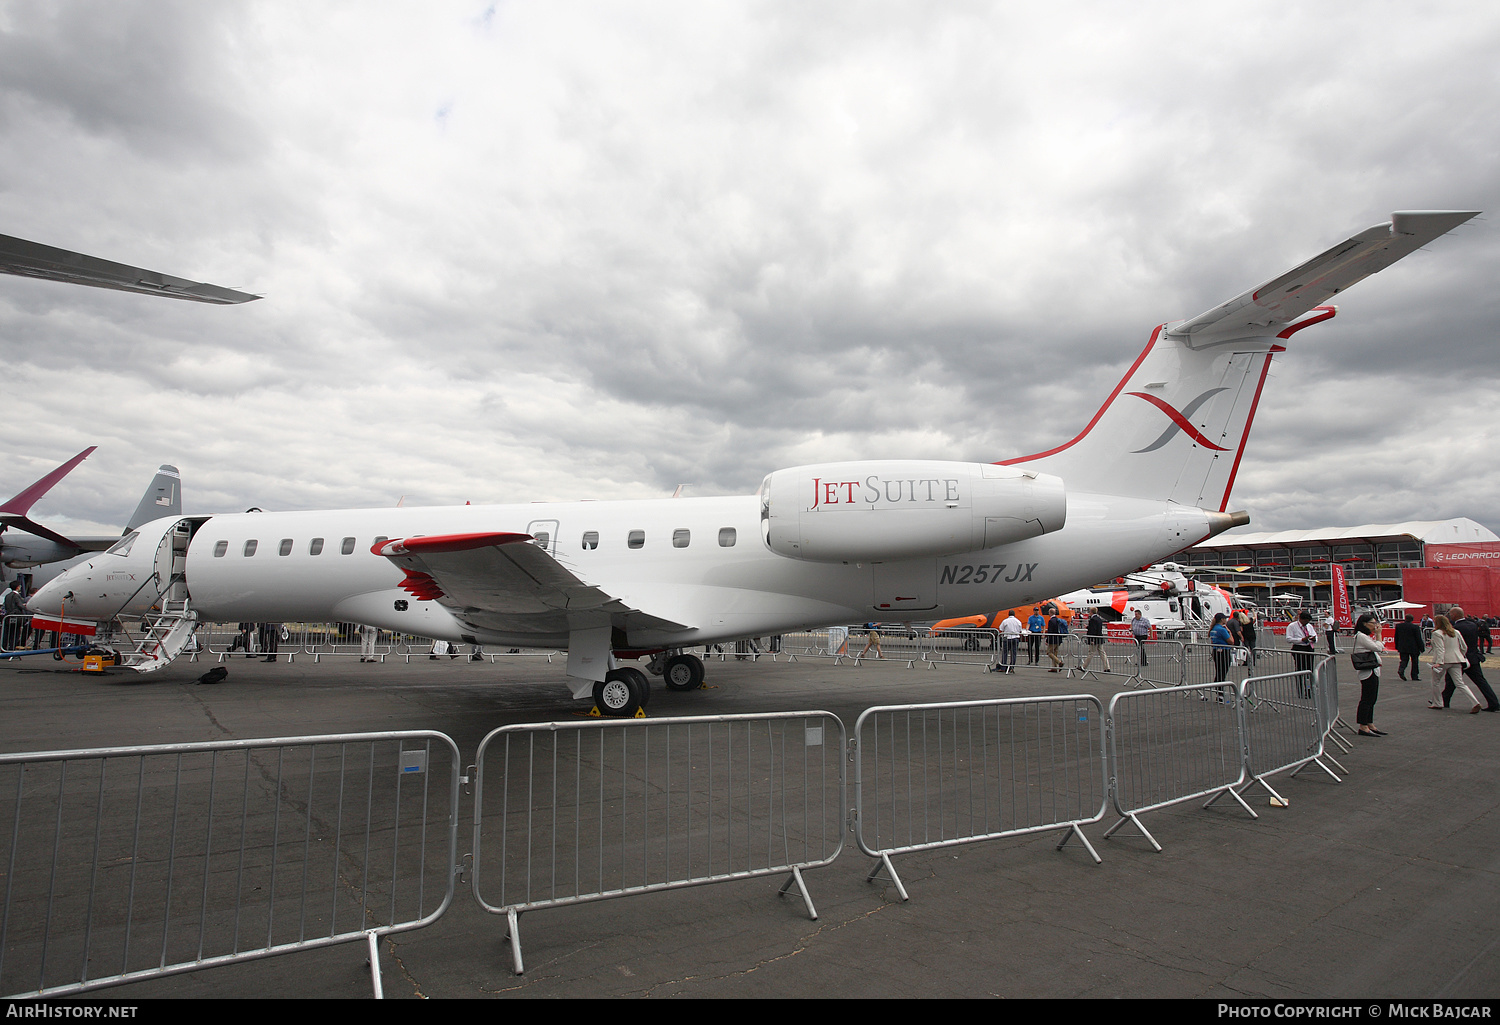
1170;210;1479;338
0;233;260;305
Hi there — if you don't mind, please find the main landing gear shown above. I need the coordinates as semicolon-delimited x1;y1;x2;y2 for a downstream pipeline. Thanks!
592;652;707;716
662;653;705;691
593;667;651;717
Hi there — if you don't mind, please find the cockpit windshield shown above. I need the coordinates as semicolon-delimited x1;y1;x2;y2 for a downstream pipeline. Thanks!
105;531;139;557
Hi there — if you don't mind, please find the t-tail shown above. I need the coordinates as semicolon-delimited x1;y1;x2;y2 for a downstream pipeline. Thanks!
1001;211;1479;510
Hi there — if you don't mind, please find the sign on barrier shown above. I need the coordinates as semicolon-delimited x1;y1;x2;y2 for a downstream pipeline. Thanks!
0;732;461;999
470;711;845;975
1104;682;1256;850
853;695;1108;900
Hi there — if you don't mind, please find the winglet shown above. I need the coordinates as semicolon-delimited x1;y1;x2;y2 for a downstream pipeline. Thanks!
0;233;260;305
0;447;96;515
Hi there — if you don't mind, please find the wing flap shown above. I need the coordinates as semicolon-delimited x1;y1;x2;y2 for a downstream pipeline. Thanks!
375;532;694;634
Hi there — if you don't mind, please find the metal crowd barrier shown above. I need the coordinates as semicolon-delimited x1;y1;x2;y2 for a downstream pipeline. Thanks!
0;613;33;653
1230;668;1337;807
0;731;461;999
1103;681;1257;850
470;711;845;974
852;695;1107;901
921;628;1001;670
202;621;298;661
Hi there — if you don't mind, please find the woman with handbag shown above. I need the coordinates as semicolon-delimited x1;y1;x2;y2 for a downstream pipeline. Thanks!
1351;613;1386;736
1429;615;1484;714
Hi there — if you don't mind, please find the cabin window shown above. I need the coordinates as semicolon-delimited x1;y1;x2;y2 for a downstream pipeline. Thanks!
582;531;599;550
673;529;690;548
213;540;228;558
628;530;645;550
718;527;737;547
278;538;293;556
243;540;258;557
309;538;324;556
341;537;356;555
373;536;389;551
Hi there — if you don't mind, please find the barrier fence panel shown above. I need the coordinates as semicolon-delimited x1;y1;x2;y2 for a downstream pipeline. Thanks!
301;623;396;661
1180;643;1256;689
1134;639;1187;688
1296;655;1351;771
1070;637;1150;683
471;711;845;975
921;628;1000;670
1103;682;1256;851
0;731;461;999
1;614;32;653
1231;669;1334;806
853;695;1107;901
202;622;299;661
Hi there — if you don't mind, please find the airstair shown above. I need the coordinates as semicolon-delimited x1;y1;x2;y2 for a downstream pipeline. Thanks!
114;598;199;673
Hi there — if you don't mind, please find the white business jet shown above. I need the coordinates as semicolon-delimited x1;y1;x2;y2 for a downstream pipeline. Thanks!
29;211;1478;713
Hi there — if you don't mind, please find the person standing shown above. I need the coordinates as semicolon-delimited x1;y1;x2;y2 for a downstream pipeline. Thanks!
1209;613;1233;685
1323;610;1338;655
360;624;378;663
1393;614;1425;681
1351;613;1387;736
994;610;1022;674
1026;609;1045;665
1428;615;1483;714
1446;607;1500;712
2;581;26;650
1287;611;1317;675
1079;611;1108;674
1239;611;1258;667
1045;609;1068;672
1129;609;1151;665
258;622;281;663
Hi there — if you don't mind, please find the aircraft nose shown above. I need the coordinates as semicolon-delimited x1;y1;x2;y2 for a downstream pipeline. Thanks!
27;578;67;614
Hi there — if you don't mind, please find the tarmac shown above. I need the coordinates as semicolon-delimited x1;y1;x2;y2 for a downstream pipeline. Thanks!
1;645;1497;1000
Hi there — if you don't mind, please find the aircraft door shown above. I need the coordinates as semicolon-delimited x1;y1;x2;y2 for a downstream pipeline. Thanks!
526;519;560;556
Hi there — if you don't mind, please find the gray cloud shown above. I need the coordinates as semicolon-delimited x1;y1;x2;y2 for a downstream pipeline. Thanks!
2;1;1497;540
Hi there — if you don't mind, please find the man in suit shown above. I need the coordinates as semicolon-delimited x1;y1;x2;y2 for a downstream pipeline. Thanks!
1393;614;1425;681
1445;607;1500;712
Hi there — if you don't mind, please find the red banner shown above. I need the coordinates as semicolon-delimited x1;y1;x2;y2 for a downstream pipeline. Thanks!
1425;542;1500;568
1330;564;1353;629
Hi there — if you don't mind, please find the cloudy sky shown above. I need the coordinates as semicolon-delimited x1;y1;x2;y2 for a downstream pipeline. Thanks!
1;1;1496;541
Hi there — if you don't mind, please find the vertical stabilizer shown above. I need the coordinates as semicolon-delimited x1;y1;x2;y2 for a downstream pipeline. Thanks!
126;465;182;531
1001;211;1478;509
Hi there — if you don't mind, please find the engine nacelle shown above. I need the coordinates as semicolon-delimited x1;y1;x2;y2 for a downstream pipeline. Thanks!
759;460;1066;562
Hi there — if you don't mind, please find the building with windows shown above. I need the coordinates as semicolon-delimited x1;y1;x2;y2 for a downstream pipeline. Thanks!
1180;518;1500;614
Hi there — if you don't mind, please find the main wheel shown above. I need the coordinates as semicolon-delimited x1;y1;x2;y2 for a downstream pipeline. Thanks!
617;665;650;706
593;670;643;717
962;636;980;652
663;654;705;691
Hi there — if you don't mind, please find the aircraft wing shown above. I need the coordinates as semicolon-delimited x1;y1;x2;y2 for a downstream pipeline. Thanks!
374;532;695;636
1170;210;1479;338
0;233;259;305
